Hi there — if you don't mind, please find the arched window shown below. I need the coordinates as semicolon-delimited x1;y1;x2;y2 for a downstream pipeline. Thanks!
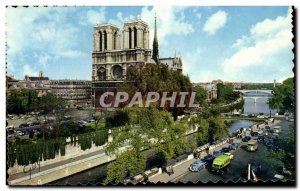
114;31;117;50
134;27;137;48
97;67;106;81
129;28;132;49
104;31;107;50
99;31;102;51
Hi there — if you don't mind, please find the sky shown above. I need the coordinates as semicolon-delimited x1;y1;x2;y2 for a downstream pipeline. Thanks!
6;6;293;83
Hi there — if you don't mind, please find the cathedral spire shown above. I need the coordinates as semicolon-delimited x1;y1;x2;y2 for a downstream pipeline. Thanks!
152;13;159;64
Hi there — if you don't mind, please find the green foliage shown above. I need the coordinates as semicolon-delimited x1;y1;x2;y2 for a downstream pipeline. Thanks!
39;92;66;114
104;107;195;184
8;129;108;167
242;83;274;90
268;124;295;176
201;100;244;118
217;83;240;103
269;78;294;112
104;149;147;185
106;109;131;128
6;90;66;115
8;138;66;167
119;64;192;119
7;89;39;114
193;86;207;105
207;117;229;141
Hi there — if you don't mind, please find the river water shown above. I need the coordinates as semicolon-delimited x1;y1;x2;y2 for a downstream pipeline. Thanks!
243;97;276;115
49;95;281;185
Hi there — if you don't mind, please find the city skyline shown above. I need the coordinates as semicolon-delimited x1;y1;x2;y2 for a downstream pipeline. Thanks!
6;6;293;83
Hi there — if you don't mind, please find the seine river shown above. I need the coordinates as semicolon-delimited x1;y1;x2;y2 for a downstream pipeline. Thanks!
243;97;276;115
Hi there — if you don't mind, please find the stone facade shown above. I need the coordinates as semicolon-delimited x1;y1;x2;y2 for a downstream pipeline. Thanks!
91;19;153;107
49;80;91;108
7;72;51;97
92;20;151;82
193;82;218;101
91;18;184;108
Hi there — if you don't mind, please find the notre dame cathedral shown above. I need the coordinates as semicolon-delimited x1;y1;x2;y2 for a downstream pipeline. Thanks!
91;17;183;108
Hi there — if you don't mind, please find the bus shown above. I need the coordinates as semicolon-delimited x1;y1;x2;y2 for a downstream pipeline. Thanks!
247;140;258;151
273;126;282;133
212;155;231;173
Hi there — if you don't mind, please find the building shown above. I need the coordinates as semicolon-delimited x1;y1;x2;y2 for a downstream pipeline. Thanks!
7;72;51;97
159;54;183;72
193;82;218;101
49;80;92;108
91;17;183;108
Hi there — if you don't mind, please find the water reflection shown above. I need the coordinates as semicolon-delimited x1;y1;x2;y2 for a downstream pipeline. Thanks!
229;120;255;133
243;97;276;115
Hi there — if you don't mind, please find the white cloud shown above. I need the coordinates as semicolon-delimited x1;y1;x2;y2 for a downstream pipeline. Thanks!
108;11;135;28
80;7;106;26
232;35;251;49
23;64;38;77
221;7;293;81
203;10;228;35
6;7;88;78
140;6;194;46
6;7;52;55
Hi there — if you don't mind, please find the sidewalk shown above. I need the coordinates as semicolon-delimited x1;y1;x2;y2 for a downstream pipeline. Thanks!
8;147;106;182
149;142;230;183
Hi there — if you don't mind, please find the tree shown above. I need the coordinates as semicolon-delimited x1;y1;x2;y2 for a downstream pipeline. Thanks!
269;77;294;112
193;86;207;105
119;63;193;120
38;93;67;139
217;83;239;103
152;14;159;64
7;89;39;114
207;117;229;142
104;107;194;184
268;124;295;178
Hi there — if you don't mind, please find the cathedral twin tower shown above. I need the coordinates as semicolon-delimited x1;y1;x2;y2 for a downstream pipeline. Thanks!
91;17;182;107
92;19;152;82
93;19;150;52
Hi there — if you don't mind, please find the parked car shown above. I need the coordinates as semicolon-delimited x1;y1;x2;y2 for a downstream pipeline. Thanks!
19;123;29;128
221;147;230;153
201;154;215;164
265;139;274;148
31;121;40;126
242;136;251;142
88;119;95;123
271;133;279;140
257;135;264;143
251;131;259;137
229;143;239;150
213;150;223;158
16;131;25;136
272;145;281;152
189;160;206;172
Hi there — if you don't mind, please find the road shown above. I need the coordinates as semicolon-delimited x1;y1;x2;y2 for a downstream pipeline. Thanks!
175;120;292;183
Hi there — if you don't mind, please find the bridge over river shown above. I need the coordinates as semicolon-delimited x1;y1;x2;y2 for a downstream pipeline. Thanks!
234;89;273;103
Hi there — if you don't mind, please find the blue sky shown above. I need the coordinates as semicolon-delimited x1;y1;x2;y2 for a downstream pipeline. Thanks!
6;6;293;83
